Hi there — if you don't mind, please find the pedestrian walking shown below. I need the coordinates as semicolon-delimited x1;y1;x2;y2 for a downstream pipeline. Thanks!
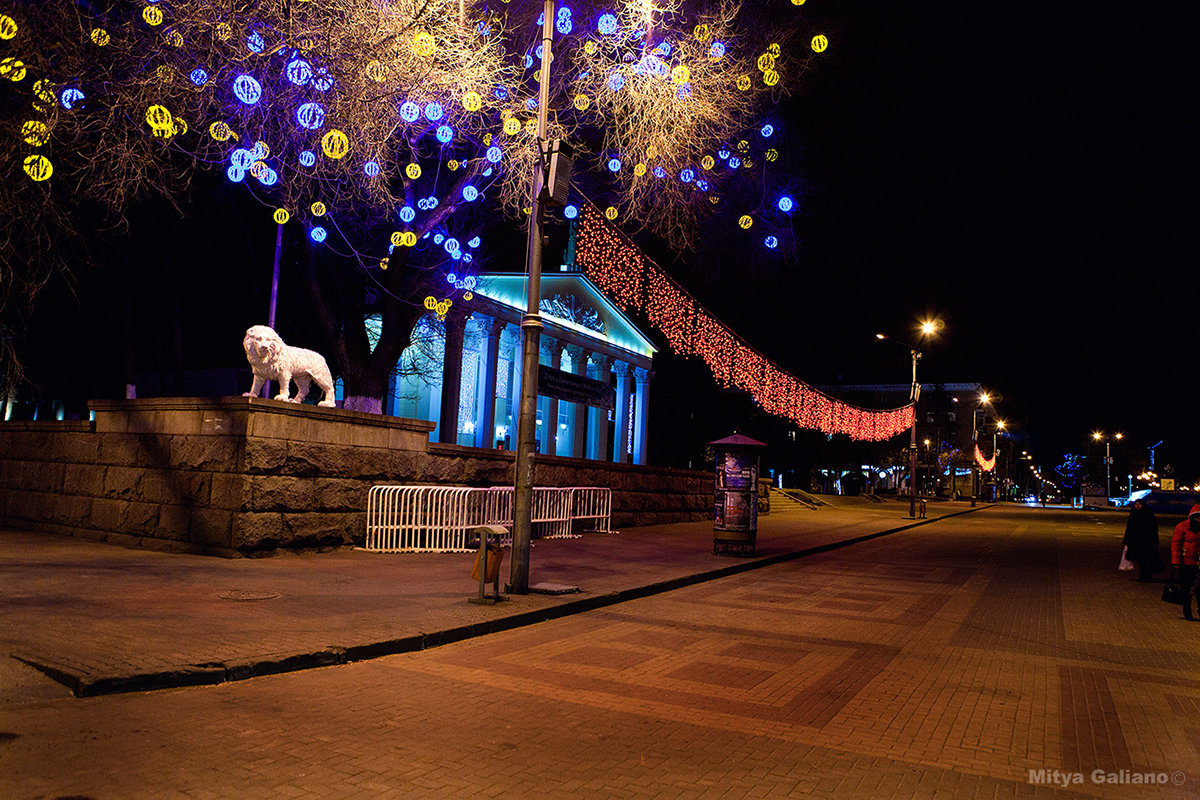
1169;504;1200;621
1122;499;1161;582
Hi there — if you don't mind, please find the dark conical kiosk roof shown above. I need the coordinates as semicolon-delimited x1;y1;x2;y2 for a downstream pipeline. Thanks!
708;433;767;449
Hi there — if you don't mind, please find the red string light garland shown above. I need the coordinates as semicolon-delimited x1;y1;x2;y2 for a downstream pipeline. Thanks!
574;202;913;441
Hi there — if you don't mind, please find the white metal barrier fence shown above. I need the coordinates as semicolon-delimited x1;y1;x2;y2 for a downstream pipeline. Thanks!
365;485;612;553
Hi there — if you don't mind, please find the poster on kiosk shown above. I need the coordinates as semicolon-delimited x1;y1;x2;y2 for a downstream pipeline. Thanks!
711;434;766;556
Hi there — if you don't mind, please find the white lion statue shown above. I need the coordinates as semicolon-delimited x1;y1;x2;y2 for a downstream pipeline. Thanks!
242;325;336;407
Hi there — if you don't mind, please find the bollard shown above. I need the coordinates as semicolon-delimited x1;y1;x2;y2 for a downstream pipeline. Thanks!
468;524;509;605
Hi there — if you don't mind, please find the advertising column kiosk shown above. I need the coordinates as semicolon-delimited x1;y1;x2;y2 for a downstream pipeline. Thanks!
710;433;767;556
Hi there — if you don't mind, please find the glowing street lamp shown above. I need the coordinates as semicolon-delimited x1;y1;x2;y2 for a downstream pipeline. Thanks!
875;319;940;518
1091;431;1122;498
971;391;992;507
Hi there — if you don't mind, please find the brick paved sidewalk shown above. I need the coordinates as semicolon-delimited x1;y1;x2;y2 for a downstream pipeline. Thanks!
0;497;973;699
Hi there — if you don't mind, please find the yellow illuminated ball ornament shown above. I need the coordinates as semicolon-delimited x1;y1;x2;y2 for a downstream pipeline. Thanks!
693;24;710;42
633;163;647;177
738;215;753;229
670;65;691;84
273;209;290;225
90;29;110;46
215;22;231;41
701;155;715;170
605;206;618;220
400;231;417;247
0;15;17;40
365;60;385;82
413;31;435;57
736;74;751;91
143;6;163;26
811;34;829;53
756;53;775;72
768;43;782;58
34;80;55;104
390;231;404;247
23;154;53;182
405;163;421;179
209;121;232;141
503;117;521;136
573;94;590;111
165;29;183;47
763;69;780;86
0;58;27;82
22;121;49;146
462;91;482;111
310;201;326;216
321;129;349;159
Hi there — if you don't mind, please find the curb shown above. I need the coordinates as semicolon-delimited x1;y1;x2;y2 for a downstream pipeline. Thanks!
19;505;992;698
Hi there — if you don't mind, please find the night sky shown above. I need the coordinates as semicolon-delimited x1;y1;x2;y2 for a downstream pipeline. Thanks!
682;1;1196;481
11;1;1195;483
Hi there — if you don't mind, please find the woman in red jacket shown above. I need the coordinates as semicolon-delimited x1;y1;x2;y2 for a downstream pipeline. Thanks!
1170;504;1200;620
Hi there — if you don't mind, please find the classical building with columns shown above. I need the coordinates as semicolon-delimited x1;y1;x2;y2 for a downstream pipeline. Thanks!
377;270;657;465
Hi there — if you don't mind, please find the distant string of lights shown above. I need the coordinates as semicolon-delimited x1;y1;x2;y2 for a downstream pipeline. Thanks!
573;202;912;441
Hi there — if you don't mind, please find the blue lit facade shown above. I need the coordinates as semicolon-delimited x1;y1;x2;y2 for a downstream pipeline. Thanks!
384;271;656;465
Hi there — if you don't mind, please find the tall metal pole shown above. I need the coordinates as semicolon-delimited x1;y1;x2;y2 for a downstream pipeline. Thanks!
263;223;284;398
908;348;919;518
970;409;978;508
510;0;555;595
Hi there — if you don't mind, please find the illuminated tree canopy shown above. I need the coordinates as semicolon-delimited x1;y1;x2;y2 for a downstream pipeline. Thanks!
1;0;831;411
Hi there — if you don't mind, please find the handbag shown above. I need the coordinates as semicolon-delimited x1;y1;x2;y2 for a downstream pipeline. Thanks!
1162;584;1187;605
1118;546;1135;572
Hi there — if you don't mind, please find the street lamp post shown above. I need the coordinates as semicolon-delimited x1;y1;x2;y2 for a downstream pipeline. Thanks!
971;392;991;507
876;321;939;519
1092;431;1122;499
511;0;557;594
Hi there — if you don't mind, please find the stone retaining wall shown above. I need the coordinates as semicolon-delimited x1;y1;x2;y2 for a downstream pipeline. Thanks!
0;398;709;557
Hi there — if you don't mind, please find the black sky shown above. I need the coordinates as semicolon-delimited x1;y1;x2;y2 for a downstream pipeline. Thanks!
688;1;1197;480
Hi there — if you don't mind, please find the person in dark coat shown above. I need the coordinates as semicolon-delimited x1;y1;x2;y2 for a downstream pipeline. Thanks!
1122;499;1161;581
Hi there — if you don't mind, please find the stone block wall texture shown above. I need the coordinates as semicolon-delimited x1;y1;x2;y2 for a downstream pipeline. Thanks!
0;398;709;557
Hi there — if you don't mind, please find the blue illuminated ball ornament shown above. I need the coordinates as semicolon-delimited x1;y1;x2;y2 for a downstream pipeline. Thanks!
718;148;731;160
476;21;491;36
444;238;460;253
777;195;794;212
765;236;778;249
462;254;473;264
286;59;312;86
709;41;726;59
312;68;333;91
485;145;503;163
598;13;618;35
677;84;692;99
467;237;481;250
482;167;493;177
226;165;245;182
425;196;439;209
607;158;621;172
257;167;278;186
446;273;457;284
247;32;265;53
230;148;254;169
536;45;544;59
310;226;327;243
434;233;445;245
607;73;625;92
399;206;416;223
189;68;209;86
563;205;578;219
233;74;262;105
493;85;508;100
298;150;316;167
364;161;381;177
524;54;534;69
424;102;444;121
399;101;420;123
680;169;694;183
296;102;324;130
728;156;741;168
60;88;85;109
761;124;775;137
556;9;573;34
451;251;462;261
653;166;667;178
462;185;479;202
251;141;268;160
436;125;453;143
525;97;538;111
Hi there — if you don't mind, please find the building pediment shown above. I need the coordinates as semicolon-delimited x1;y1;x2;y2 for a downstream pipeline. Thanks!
473;272;657;363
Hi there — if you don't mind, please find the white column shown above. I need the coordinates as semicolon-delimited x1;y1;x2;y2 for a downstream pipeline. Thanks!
586;354;609;461
568;346;590;459
612;361;631;464
504;323;523;447
473;316;501;448
633;367;653;466
540;337;561;456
